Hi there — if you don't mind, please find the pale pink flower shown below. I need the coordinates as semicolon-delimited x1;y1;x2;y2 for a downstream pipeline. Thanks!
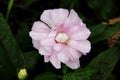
29;8;91;69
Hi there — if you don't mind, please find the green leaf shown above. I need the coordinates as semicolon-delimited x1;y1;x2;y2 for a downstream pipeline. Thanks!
87;0;116;20
6;0;14;21
100;1;115;20
60;0;79;9
87;0;103;10
63;73;77;80
14;22;32;50
62;64;69;74
0;43;16;80
88;45;120;80
34;72;58;80
63;68;95;80
0;13;24;69
23;0;38;7
23;51;40;70
89;24;107;37
89;22;120;44
64;45;120;80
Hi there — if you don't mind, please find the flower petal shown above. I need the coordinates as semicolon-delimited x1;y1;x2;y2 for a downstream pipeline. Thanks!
41;38;55;46
71;28;91;40
32;40;41;49
48;30;57;38
68;9;86;28
53;44;62;52
39;46;53;55
32;21;50;33
65;26;80;35
57;48;69;62
69;40;91;55
44;55;50;62
68;47;82;59
29;31;47;40
39;50;50;55
65;59;80;69
51;8;69;27
50;54;61;69
68;9;82;24
40;10;55;28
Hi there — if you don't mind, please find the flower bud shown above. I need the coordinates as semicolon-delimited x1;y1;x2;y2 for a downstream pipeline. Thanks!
18;68;27;80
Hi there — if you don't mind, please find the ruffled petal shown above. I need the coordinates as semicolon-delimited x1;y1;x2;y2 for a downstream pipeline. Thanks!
57;48;69;62
48;30;57;38
39;46;53;55
68;47;82;59
53;44;62;52
68;40;91;55
51;8;69;27
39;48;47;55
40;10;55;28
41;38;55;46
65;59;80;69
32;21;50;33
50;54;61;69
44;55;50;62
65;26;80;35
63;9;87;32
71;28;91;40
29;31;47;40
68;9;82;24
32;40;41;49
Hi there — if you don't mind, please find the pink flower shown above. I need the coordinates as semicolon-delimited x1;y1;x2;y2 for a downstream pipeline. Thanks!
29;8;91;69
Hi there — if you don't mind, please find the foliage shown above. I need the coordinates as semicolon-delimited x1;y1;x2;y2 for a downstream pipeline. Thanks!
0;0;120;80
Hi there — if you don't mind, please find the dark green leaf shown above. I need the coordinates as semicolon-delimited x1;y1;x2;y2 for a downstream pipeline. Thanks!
87;0;116;20
100;1;115;20
89;24;107;37
88;45;120;80
0;13;24;68
60;0;79;9
23;51;40;70
23;0;38;7
6;0;14;21
64;44;120;80
62;64;69;74
87;0;103;10
14;22;32;50
89;22;120;44
34;72;58;80
63;68;94;80
63;73;77;80
0;43;16;80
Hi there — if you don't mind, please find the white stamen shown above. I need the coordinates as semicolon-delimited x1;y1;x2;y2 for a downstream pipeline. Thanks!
55;33;69;43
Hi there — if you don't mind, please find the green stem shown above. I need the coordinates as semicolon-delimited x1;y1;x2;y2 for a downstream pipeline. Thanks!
62;64;69;74
6;0;14;21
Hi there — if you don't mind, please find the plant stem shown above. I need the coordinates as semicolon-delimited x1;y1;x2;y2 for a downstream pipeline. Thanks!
6;0;14;21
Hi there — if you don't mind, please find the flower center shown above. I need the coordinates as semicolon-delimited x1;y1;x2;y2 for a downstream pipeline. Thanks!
55;33;69;44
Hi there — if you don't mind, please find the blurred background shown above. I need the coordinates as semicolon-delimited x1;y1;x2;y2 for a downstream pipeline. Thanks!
0;0;120;80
